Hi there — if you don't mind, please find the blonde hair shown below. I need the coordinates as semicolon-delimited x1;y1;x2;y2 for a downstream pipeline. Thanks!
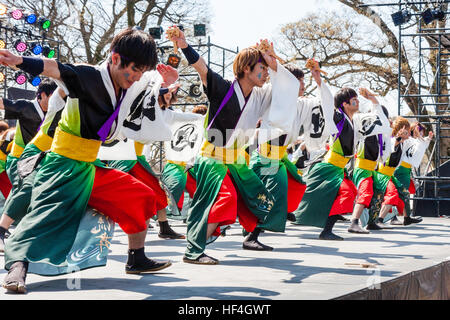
392;116;411;136
233;47;267;79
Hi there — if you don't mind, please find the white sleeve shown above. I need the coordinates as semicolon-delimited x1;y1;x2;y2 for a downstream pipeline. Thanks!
47;87;66;114
404;137;431;168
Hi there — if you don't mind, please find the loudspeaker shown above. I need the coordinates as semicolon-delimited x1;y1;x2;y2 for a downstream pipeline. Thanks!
414;160;450;216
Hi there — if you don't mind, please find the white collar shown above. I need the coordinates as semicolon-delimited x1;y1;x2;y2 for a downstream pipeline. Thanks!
33;99;45;120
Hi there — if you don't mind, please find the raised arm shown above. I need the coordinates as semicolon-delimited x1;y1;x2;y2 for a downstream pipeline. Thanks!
0;49;61;80
167;26;208;87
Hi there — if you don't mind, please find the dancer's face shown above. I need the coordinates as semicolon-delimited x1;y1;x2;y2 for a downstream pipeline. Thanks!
247;62;269;88
110;53;148;90
343;96;359;115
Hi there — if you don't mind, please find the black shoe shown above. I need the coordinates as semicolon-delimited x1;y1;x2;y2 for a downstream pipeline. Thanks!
183;253;219;265
125;248;172;274
125;258;172;274
404;216;423;226
336;215;350;223
347;221;370;234
2;261;28;294
366;222;383;230
242;239;274;251
390;216;403;225
287;212;296;222
158;221;186;240
319;231;344;241
375;219;394;229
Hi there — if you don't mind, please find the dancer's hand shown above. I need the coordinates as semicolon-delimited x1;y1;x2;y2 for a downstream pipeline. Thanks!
157;64;179;88
0;49;22;68
428;130;434;139
311;68;322;87
166;26;188;50
258;39;277;71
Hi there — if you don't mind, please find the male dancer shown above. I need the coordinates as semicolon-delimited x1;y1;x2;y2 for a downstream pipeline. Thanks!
0;87;66;252
248;63;334;248
347;90;392;233
0;27;176;293
168;26;299;264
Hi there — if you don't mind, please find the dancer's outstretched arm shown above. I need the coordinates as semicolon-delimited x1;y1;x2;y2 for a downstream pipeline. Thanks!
0;49;60;80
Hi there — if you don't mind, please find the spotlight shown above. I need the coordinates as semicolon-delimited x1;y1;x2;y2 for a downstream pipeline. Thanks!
391;9;411;26
42;46;55;58
0;72;4;83
25;13;37;24
149;26;163;40
0;4;7;16
167;54;181;69
422;6;446;25
28;75;41;87
15;72;27;85
0;39;5;50
194;24;206;37
38;17;51;30
189;83;202;98
14;39;27;53
10;8;23;20
31;43;43;55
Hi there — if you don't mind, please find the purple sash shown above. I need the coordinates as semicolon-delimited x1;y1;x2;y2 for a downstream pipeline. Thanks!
97;90;127;142
206;80;236;131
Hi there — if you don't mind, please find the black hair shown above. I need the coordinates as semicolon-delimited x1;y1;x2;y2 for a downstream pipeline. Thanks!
283;63;305;79
334;87;357;109
37;78;57;99
109;27;158;71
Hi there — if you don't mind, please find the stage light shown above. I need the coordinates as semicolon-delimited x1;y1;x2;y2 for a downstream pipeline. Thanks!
392;9;411;26
0;39;5;50
422;6;446;25
0;72;5;83
38;17;51;30
31;43;43;55
42;46;55;58
149;26;163;40
28;75;41;87
0;4;7;16
194;24;206;37
15;72;27;85
10;8;23;20
14;39;27;53
25;13;37;24
167;54;181;69
189;83;202;98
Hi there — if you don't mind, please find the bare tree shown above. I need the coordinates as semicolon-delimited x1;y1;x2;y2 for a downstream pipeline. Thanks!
277;0;450;164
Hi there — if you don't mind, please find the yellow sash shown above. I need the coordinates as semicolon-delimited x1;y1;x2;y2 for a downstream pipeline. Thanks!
201;141;245;164
51;128;101;162
167;160;187;167
11;142;25;158
355;158;377;171
378;164;396;177
259;143;288;161
400;161;412;169
30;130;53;152
324;151;351;169
134;142;145;157
0;150;7;161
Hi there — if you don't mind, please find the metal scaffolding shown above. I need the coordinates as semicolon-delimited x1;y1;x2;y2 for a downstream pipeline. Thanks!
361;0;450;216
